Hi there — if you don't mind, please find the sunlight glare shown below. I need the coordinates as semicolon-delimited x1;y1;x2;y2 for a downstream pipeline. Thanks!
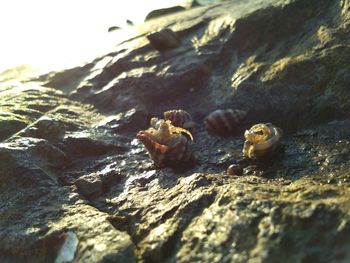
0;0;186;73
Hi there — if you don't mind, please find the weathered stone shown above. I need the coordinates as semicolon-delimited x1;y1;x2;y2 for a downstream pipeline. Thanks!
1;0;350;262
20;116;66;142
75;173;103;199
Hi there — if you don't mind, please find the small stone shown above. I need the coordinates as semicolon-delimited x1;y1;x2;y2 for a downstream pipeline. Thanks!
126;19;134;26
75;173;103;200
33;139;70;168
227;164;243;176
23;116;65;142
55;231;79;263
108;26;121;32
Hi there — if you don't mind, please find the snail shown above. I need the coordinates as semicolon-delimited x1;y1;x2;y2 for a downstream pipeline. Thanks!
204;109;247;135
137;118;193;168
226;164;243;176
242;123;283;160
147;28;181;51
164;109;196;130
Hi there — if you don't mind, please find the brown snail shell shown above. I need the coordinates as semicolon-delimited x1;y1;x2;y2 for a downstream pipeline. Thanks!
164;109;196;130
227;164;243;176
204;109;247;135
242;123;282;160
137;119;193;168
147;28;181;51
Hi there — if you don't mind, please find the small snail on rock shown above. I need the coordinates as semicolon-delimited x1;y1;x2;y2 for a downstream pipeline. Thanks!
204;109;247;135
147;28;181;51
137;118;193;168
242;123;283;161
164;109;196;130
226;164;243;176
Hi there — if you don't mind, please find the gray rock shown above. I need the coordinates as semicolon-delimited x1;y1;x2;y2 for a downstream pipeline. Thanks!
75;173;103;199
2;0;350;262
20;116;66;142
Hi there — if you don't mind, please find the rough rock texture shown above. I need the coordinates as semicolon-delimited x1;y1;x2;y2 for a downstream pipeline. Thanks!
1;0;350;262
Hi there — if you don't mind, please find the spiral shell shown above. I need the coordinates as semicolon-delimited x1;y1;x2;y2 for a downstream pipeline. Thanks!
164;109;195;130
204;109;247;135
242;123;282;160
137;119;193;168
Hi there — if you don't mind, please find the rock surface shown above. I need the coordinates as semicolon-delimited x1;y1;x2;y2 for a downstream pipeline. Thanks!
1;0;350;262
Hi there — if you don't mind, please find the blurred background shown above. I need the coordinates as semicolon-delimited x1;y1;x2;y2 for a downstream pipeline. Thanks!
0;0;215;74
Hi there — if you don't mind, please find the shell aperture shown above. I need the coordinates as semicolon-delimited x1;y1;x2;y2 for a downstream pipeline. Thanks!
243;123;282;160
137;118;193;168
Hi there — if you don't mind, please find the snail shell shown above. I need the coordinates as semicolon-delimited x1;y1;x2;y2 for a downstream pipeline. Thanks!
227;164;243;176
242;123;283;160
164;110;195;130
147;28;181;51
137;119;193;168
204;109;247;135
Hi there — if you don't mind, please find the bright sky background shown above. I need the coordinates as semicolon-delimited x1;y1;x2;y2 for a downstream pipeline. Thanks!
0;0;187;73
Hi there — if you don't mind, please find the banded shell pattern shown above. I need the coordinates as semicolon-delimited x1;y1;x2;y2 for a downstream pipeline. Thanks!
164;109;195;130
137;119;193;168
242;123;283;160
204;109;247;135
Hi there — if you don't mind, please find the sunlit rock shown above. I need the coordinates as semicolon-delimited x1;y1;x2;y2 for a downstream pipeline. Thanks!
1;0;350;262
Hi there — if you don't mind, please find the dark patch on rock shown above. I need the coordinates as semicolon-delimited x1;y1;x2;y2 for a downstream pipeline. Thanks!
41;63;94;93
0;117;27;141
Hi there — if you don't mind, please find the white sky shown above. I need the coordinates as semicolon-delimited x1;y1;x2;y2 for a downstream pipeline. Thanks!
0;0;185;73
